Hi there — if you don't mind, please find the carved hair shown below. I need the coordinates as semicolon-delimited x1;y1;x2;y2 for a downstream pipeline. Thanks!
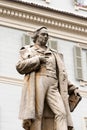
32;26;48;43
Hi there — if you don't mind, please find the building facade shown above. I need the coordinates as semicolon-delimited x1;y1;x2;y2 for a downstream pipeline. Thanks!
0;0;87;130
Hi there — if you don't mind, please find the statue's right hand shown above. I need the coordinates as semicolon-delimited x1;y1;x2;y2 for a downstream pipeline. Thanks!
39;56;46;63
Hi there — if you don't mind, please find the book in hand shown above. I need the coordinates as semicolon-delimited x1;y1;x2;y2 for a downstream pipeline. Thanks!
69;93;82;112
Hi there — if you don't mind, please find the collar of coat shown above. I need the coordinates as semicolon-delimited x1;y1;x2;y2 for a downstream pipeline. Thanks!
31;44;57;55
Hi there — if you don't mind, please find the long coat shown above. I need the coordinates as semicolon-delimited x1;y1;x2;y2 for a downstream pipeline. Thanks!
16;45;76;127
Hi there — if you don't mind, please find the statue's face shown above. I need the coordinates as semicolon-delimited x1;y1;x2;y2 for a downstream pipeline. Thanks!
37;28;49;46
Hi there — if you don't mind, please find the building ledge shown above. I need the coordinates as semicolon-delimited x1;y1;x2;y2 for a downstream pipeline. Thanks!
0;76;23;86
7;0;87;19
80;80;87;87
0;0;87;44
0;76;87;97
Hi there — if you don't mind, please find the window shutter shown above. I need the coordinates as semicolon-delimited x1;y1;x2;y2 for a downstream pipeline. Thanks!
86;52;87;63
48;40;58;51
74;46;83;80
84;118;87;129
85;119;87;129
22;34;31;46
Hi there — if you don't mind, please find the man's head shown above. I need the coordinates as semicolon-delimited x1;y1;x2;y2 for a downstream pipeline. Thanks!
32;27;49;46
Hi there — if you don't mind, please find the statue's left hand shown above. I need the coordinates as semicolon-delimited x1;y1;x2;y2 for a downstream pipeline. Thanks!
23;119;31;130
74;88;80;96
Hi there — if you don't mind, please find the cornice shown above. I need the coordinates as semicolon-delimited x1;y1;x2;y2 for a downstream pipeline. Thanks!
5;0;87;19
80;80;87;87
0;0;87;43
0;76;23;86
0;76;87;98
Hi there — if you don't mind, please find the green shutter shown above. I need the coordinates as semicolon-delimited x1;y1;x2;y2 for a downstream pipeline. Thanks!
74;46;83;80
22;34;31;46
48;40;58;51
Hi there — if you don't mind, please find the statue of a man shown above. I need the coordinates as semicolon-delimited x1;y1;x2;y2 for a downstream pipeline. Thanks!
16;27;80;130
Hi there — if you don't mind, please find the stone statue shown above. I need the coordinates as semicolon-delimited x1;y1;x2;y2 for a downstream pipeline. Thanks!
16;27;80;130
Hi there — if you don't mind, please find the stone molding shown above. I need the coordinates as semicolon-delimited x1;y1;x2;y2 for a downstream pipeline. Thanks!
79;43;87;49
0;75;87;97
80;80;87;87
0;76;23;86
0;0;87;44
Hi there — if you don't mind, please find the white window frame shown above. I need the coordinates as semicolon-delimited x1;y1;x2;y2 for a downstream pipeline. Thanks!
82;117;87;130
76;43;87;86
74;0;87;11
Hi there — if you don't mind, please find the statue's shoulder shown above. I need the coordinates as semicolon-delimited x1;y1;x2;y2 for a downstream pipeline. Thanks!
19;45;34;58
49;48;57;54
58;53;64;60
49;48;61;56
20;44;34;50
50;48;64;61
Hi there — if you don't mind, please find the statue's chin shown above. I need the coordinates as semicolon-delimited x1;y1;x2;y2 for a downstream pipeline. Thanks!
41;41;47;46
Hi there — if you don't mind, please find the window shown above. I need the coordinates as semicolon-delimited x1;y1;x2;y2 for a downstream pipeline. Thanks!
48;39;58;51
86;52;87;66
74;46;83;80
84;117;87;130
74;0;87;11
22;34;32;46
74;45;87;81
82;49;87;81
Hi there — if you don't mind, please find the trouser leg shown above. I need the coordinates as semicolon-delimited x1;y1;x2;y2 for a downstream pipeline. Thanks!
46;81;68;130
30;119;42;130
68;126;75;130
30;76;47;130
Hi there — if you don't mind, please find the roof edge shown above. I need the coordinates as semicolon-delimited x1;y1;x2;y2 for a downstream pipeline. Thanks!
7;0;87;19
